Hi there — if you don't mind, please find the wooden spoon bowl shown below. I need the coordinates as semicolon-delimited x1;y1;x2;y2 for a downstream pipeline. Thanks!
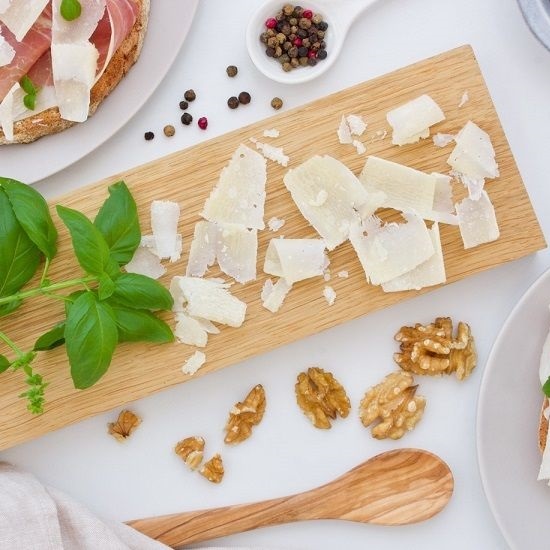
128;448;453;547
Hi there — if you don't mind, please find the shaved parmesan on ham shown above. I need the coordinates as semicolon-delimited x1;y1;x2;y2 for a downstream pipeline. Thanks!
0;34;15;66
182;351;206;376
174;312;208;348
350;213;435;285
283;155;370;250
456;191;499;249
382;223;446;292
387;94;445;146
52;0;106;42
264;238;327;284
0;0;49;42
170;277;247;328
0;81;17;140
202;145;267;230
124;246;166;280
261;277;292;313
150;200;181;261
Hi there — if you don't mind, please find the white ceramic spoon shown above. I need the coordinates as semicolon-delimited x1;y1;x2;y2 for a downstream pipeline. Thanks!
246;0;382;84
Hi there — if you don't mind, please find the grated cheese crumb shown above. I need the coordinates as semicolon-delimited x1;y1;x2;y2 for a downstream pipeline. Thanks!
458;91;469;108
267;217;285;232
433;133;455;148
182;351;206;376
250;138;289;166
337;270;349;278
337;115;352;144
346;114;367;136
323;268;331;282
352;139;366;155
263;128;280;138
323;285;336;306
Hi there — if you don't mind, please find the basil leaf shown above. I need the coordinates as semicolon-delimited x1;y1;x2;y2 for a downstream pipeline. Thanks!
64;290;85;316
56;205;119;279
65;292;117;389
111;273;173;311
94;181;140;265
1;178;58;260
543;377;550;398
111;306;174;343
19;76;37;96
0;299;23;318
0;354;10;374
0;189;41;298
98;273;115;301
33;322;66;351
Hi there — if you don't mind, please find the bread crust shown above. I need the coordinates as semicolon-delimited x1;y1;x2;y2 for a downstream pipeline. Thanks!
0;0;150;145
539;397;549;453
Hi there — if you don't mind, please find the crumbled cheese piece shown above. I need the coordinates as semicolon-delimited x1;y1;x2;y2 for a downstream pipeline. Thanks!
267;217;285;232
323;268;331;282
264;238;327;284
251;138;289;167
337;115;352;144
174;312;208;347
182;351;206;376
323;285;336;305
261;278;292;313
353;139;366;155
186;221;216;277
386;94;445;146
0;34;15;66
455;191;499;249
346;115;367;136
359;156;436;217
433;133;455;147
150;200;181;261
283;155;370;250
371;129;387;142
382;223;446;292
202;144;267;230
170;276;247;327
263;128;280;138
349;213;435;285
124;247;166;280
447;121;499;180
0;0;49;41
337;270;349;278
140;234;182;263
458;90;469;108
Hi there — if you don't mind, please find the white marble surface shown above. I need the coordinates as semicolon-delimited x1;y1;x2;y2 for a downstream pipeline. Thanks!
2;0;550;548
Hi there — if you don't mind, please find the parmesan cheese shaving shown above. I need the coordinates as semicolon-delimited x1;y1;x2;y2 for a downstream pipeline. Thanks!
263;128;280;138
182;351;206;376
0;34;15;66
124;247;166;280
174;312;208;347
423;173;459;225
539;328;550;387
140;234;182;263
0;0;49;41
202;144;267;230
170;276;247;328
150;200;181;260
264;238;327;284
458;90;469;108
350;213;435;285
13;85;57;122
251;138;289;167
323;285;336;305
353;139;366;155
267;217;285;232
186;221;216;278
261;278;292;313
0;82;18;141
386;94;445;146
455;190;499;249
52;0;106;43
382;223;446;292
346;114;367;136
433;133;455;147
337;115;352;144
283;155;370;250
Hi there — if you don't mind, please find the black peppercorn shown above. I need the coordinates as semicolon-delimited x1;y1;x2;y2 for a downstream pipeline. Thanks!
184;89;196;102
317;21;328;31
266;47;276;57
307;57;317;66
317;49;327;60
181;113;193;125
227;96;239;109
238;91;251;105
293;6;304;17
144;131;154;141
297;28;308;38
297;46;308;57
179;100;189;110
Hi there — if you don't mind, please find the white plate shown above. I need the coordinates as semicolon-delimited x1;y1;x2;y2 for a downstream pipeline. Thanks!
477;268;550;550
0;0;199;184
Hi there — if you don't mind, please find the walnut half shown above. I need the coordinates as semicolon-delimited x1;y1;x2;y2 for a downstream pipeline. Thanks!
175;436;205;470
359;372;426;440
200;454;224;484
108;410;141;442
295;367;351;429
394;317;477;381
224;384;266;445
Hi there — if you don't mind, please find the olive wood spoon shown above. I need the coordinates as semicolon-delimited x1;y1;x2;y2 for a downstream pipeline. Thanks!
127;448;454;547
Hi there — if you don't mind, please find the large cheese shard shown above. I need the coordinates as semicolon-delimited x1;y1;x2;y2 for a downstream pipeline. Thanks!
51;42;99;122
350;213;435;285
261;277;292;313
0;34;15;66
283;155;370;250
386;95;445;146
455;191;499;249
359;156;436;216
202;145;267;230
264;238;327;284
447;121;499;180
0;0;49;42
382;223;446;292
424;173;458;225
186;221;217;277
170;276;247;328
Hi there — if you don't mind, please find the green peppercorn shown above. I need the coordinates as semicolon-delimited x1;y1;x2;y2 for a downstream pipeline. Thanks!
299;56;308;66
271;97;283;110
283;4;294;16
226;65;238;77
184;89;196;102
181;113;193;125
289;17;297;26
283;62;292;72
312;13;323;25
267;36;278;48
274;46;283;57
164;125;175;137
279;53;291;64
238;91;251;105
227;96;239;109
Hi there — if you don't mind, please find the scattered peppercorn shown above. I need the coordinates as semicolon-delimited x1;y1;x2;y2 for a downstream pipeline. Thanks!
144;131;154;141
317;49;327;60
198;117;208;130
181;113;193;125
226;65;238;77
179;100;188;110
163;125;175;137
271;97;283;110
238;91;251;105
184;89;196;102
227;96;239;109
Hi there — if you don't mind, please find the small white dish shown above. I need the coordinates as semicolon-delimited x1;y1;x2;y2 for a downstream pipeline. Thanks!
246;0;380;84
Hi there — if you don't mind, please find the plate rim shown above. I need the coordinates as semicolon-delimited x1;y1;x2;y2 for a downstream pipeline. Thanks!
517;0;550;51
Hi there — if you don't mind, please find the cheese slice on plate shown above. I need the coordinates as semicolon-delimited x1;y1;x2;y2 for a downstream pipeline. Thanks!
455;190;499;249
0;0;49;42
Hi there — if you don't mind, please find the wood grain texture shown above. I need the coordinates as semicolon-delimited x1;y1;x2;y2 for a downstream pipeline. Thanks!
0;45;545;450
127;448;454;546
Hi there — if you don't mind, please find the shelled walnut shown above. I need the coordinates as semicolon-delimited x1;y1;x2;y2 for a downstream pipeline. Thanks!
359;372;425;440
200;454;224;484
295;367;351;429
175;436;205;470
107;410;141;442
394;317;476;380
224;384;266;445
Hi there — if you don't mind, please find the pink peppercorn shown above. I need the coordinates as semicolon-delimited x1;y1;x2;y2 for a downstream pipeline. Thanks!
303;9;313;19
307;49;317;58
293;37;302;47
198;117;208;130
265;17;277;28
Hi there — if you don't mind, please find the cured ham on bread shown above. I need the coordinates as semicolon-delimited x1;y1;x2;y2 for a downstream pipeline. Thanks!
0;0;149;144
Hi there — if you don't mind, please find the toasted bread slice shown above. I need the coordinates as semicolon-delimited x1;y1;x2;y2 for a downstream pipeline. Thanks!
0;0;150;145
539;397;549;453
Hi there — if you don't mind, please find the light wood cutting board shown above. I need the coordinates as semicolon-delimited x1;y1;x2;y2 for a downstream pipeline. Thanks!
0;45;545;451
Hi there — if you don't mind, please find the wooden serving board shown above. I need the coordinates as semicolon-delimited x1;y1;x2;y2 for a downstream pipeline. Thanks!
0;45;545;450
